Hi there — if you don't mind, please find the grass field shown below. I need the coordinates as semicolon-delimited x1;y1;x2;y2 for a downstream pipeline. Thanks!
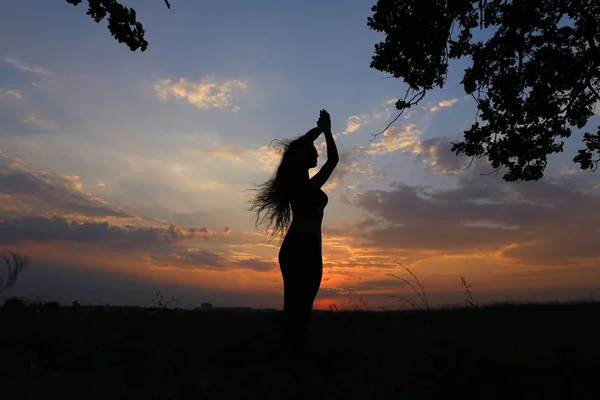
1;301;599;399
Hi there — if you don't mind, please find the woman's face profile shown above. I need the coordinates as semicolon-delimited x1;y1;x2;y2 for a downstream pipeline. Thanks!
300;144;318;169
288;141;318;170
309;145;318;168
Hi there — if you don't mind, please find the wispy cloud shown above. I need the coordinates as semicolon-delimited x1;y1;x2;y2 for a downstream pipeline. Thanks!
321;148;374;191
336;99;402;138
188;180;225;191
0;216;217;249
560;166;577;175
5;57;57;78
0;151;132;220
338;114;369;136
438;98;459;107
415;137;466;175
154;76;248;110
429;97;460;112
367;124;423;155
160;249;277;272
0;88;23;99
252;145;281;172
186;144;247;164
22;113;59;130
353;161;600;266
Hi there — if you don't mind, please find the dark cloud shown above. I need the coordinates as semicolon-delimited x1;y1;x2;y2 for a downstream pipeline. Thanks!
318;146;379;190
0;152;132;219
353;160;600;265
0;213;276;274
338;194;352;205
0;215;214;249
166;250;227;268
322;148;359;189
231;258;278;272
416;137;465;174
188;227;213;240
124;204;223;232
160;251;277;272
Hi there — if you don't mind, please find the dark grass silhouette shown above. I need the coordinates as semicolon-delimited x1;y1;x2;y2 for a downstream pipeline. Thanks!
2;257;599;398
247;110;339;361
1;301;599;399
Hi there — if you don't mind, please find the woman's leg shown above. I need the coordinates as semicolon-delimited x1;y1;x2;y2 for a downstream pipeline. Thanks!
281;265;309;358
279;236;323;357
300;249;322;349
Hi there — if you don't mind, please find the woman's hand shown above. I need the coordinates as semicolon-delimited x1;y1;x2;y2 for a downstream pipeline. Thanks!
317;109;331;133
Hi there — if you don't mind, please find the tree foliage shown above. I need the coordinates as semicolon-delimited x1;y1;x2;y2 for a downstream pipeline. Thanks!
65;0;171;52
368;0;600;181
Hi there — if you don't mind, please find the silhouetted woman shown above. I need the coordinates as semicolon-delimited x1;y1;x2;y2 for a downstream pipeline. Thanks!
248;109;339;357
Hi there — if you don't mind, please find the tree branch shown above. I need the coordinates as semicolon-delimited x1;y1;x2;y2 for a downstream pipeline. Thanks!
587;81;600;103
370;89;427;142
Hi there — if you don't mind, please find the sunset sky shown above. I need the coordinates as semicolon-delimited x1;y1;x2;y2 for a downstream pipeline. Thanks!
1;0;599;309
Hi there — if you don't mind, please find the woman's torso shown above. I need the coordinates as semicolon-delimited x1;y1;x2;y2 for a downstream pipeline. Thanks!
286;181;328;240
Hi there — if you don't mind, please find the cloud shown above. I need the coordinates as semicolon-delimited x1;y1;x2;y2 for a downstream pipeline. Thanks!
367;128;468;176
0;88;23;99
222;225;232;236
5;57;57;77
339;194;352;205
430;98;460;112
22;113;59;130
561;167;577;175
165;249;227;268
0;151;132;219
345;115;366;133
189;227;214;240
159;249;277;272
438;98;459;108
415;137;465;175
351;162;600;265
187;144;247;164
335;99;404;138
322;147;373;190
231;258;277;272
154;76;248;110
253;145;281;172
337;114;370;136
0;215;215;249
189;180;225;191
367;124;423;155
365;95;462;158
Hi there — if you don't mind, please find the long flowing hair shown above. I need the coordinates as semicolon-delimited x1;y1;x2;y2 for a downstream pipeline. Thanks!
246;135;310;241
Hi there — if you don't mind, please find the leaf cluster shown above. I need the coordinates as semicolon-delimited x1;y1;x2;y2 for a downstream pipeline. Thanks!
66;0;172;52
368;0;600;181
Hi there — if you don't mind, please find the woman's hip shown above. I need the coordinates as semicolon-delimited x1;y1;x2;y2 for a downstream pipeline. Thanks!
279;235;322;262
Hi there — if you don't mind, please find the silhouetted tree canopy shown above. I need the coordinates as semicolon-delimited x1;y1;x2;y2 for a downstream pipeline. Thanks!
368;0;600;181
66;0;171;52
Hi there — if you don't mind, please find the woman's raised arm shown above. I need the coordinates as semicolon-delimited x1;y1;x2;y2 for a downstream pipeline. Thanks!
303;127;323;142
310;110;339;189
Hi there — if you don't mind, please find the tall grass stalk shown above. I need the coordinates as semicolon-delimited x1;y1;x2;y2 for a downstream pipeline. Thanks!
0;252;29;295
387;263;430;310
461;276;477;309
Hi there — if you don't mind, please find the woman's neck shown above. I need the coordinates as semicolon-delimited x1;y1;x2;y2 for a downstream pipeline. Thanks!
290;168;310;182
